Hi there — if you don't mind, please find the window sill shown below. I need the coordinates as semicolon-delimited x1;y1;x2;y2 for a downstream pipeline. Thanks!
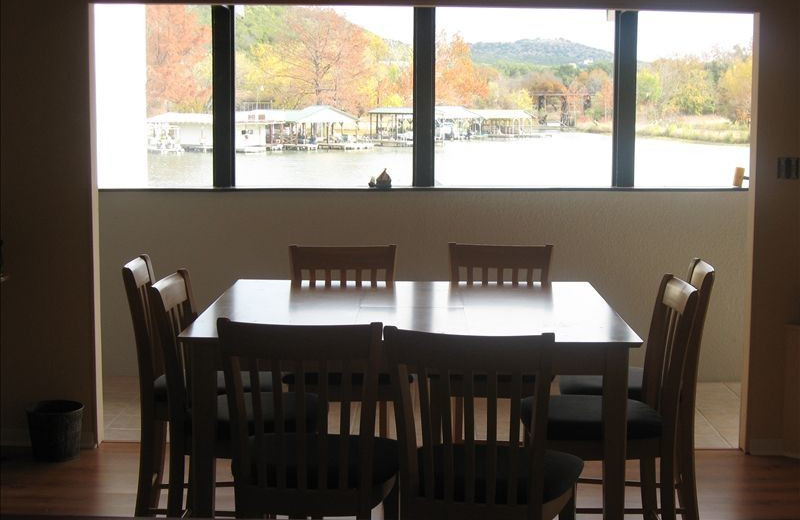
98;186;748;193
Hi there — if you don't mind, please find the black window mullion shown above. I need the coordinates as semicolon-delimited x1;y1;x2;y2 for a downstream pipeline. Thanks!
612;10;638;187
413;7;435;187
212;5;235;188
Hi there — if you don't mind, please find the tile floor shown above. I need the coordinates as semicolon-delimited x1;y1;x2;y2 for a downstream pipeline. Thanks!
103;376;742;449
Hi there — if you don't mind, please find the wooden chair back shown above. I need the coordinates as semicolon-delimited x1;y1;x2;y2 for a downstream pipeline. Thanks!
682;259;715;399
148;269;198;417
122;254;163;408
640;275;699;438
448;243;553;286
217;319;384;518
289;245;396;288
384;326;555;519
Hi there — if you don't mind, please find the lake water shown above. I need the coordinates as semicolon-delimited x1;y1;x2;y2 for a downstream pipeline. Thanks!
144;132;749;188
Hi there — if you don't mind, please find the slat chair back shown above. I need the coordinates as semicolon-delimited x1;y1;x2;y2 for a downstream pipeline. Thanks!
217;319;385;519
122;254;163;408
681;259;716;412
147;269;200;516
289;244;397;288
449;243;553;286
675;259;715;520
385;326;563;520
148;270;198;430
640;275;699;439
122;254;169;516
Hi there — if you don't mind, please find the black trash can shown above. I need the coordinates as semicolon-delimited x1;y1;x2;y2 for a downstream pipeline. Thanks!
26;400;84;462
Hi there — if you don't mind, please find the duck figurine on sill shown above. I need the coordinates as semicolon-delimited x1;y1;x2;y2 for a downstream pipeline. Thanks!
369;168;392;189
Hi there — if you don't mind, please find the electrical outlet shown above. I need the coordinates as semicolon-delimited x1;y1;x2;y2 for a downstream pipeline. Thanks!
777;157;800;179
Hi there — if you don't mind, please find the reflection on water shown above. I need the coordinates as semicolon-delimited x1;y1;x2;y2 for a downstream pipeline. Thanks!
144;132;749;188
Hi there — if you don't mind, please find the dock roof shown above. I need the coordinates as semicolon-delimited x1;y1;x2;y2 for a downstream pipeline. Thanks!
368;105;484;120
287;105;358;124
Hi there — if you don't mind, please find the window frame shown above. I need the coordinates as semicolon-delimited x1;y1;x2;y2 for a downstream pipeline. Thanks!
151;4;750;191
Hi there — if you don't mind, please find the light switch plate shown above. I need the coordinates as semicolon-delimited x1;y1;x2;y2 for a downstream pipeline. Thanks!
777;157;800;179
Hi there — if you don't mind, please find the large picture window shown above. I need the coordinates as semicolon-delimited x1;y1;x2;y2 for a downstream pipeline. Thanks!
95;4;213;188
92;4;754;190
434;8;614;187
634;11;753;187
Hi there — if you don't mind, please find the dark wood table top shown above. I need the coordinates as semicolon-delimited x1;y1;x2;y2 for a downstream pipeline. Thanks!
180;279;642;347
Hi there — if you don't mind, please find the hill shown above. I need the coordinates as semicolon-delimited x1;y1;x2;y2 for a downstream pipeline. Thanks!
470;38;614;66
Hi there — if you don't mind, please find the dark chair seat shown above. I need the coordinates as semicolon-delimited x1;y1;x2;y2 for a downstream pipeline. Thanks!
282;372;411;387
154;371;273;402
521;394;662;441
184;393;318;443
558;367;644;401
418;444;583;504
242;434;398;489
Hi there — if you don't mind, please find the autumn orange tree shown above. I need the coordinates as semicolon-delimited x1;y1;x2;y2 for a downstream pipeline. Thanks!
436;32;490;106
267;7;371;114
146;6;211;116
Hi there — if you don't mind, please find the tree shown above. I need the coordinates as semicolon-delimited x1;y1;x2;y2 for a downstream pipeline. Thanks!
651;57;715;116
269;7;371;114
436;32;491;106
146;5;212;116
717;56;752;124
636;68;662;120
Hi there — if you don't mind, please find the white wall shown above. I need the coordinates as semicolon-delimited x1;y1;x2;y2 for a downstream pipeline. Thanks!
99;189;748;381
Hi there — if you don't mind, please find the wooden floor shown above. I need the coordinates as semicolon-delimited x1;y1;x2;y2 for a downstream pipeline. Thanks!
1;443;798;519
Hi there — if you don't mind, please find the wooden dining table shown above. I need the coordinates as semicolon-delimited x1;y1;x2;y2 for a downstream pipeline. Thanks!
179;279;642;519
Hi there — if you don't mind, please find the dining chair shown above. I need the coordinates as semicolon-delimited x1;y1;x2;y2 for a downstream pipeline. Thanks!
122;254;168;516
123;256;279;516
385;326;583;520
287;244;398;437
289;244;397;288
523;274;700;520
557;258;715;520
217;319;398;519
445;242;554;441
448;242;553;286
148;269;303;517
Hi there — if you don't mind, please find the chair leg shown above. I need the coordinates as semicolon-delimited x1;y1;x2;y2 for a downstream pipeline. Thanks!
659;454;677;520
166;423;186;517
135;417;166;516
383;480;399;520
677;422;700;520
640;456;658;520
559;484;577;520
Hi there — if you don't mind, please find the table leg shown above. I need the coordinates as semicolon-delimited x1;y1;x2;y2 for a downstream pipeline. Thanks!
602;348;629;520
191;346;217;517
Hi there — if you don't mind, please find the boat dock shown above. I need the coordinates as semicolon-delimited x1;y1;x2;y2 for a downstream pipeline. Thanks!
317;142;374;150
284;143;318;151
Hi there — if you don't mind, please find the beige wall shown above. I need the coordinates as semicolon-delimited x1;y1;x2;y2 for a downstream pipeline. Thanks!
1;0;798;455
99;190;748;381
1;0;99;446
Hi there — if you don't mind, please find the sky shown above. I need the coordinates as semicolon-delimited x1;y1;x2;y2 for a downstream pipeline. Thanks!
333;7;753;62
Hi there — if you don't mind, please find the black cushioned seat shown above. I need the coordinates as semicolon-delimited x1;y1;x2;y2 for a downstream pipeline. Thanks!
418;444;583;504
282;372;412;387
185;393;319;442
243;435;398;489
558;367;644;401
521;394;662;441
154;371;273;402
